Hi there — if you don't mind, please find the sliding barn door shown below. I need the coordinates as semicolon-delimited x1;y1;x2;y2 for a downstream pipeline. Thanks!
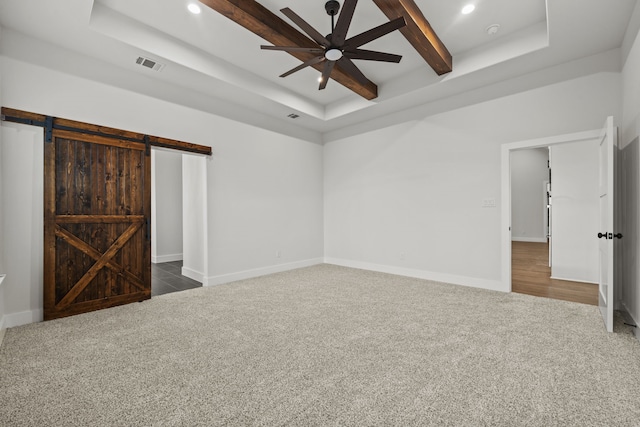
44;130;151;320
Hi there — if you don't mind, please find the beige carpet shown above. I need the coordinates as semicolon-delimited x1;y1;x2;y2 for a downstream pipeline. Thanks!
1;264;639;426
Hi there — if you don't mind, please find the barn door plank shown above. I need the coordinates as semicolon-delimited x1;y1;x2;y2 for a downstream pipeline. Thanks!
56;211;143;307
44;130;151;320
54;226;146;291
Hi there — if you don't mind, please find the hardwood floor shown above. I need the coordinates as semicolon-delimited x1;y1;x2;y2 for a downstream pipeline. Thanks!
512;241;598;306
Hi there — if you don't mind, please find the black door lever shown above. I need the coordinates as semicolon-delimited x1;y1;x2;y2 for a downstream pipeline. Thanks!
598;232;608;239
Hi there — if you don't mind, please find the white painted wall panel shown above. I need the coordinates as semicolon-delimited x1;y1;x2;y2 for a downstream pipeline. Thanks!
151;149;183;264
511;148;549;242
0;44;5;332
0;123;43;325
621;10;640;333
549;140;599;283
182;154;206;282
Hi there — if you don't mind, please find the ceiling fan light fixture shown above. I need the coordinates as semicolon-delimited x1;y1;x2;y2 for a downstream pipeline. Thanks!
325;48;343;61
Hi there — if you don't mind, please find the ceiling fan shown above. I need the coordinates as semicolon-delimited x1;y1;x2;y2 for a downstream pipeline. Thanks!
261;0;406;90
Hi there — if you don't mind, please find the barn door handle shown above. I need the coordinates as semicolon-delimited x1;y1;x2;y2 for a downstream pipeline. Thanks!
597;232;608;239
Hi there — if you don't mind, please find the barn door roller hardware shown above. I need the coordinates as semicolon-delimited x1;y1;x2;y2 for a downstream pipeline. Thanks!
1;107;212;156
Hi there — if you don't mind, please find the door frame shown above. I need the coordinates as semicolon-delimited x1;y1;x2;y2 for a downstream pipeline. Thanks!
501;128;602;292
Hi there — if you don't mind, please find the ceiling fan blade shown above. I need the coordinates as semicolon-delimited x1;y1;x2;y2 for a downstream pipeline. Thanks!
336;57;369;86
344;48;402;63
280;8;330;47
280;56;326;78
332;0;358;46
261;45;324;54
319;60;336;90
344;17;406;49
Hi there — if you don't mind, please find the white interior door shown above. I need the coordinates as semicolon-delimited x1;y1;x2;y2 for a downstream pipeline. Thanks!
598;116;615;332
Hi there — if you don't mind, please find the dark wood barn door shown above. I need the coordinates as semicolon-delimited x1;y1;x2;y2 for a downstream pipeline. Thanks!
44;130;151;320
1;107;211;321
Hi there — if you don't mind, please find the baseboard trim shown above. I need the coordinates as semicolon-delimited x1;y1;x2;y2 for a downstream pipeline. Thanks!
4;309;43;328
152;254;183;264
511;237;548;243
181;266;204;284
205;258;324;287
620;301;640;342
324;258;506;292
0;314;6;348
550;276;598;285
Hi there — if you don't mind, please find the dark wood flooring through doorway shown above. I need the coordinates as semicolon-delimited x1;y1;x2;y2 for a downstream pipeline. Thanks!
512;241;598;306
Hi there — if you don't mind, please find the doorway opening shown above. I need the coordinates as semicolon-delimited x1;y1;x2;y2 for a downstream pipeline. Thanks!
501;129;603;305
510;145;598;305
151;148;207;297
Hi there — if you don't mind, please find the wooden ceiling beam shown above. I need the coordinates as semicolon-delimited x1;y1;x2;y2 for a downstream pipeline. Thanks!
373;0;452;75
199;0;378;100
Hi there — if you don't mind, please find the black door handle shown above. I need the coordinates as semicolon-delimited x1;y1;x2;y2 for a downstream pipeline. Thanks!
598;232;608;239
614;233;623;239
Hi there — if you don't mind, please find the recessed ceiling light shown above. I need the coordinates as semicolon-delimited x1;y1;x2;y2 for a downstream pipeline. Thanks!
461;4;475;14
188;3;201;14
318;76;323;83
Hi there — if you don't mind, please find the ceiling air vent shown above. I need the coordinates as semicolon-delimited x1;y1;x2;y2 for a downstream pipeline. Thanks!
135;56;165;72
287;113;300;119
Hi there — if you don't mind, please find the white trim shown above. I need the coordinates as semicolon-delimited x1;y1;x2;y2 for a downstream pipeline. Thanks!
621;301;640;342
501;128;601;293
181;266;204;284
4;309;43;328
550;276;598;285
205;258;324;287
152;254;183;264
325;258;505;292
511;237;548;243
0;274;6;286
0;327;5;349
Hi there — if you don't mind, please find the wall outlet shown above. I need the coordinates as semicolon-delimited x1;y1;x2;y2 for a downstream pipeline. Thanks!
275;250;281;258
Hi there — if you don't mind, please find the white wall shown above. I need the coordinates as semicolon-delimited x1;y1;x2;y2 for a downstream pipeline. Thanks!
549;140;599;283
325;72;622;292
0;56;324;326
151;149;183;264
182;154;206;283
0;123;43;327
511;148;549;242
0;32;5;337
621;4;640;336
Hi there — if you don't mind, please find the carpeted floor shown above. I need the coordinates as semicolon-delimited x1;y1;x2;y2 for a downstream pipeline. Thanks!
1;264;639;426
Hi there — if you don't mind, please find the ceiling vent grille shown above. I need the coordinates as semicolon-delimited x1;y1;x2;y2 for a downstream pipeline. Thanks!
135;56;165;72
287;113;300;119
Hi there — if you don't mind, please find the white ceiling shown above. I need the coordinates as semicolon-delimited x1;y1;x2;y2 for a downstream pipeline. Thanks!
0;0;637;142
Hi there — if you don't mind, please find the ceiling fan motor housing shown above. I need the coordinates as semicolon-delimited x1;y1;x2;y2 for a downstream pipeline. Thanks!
325;1;340;16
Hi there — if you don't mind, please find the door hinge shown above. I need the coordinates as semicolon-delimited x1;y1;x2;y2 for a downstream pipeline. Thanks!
145;218;150;241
